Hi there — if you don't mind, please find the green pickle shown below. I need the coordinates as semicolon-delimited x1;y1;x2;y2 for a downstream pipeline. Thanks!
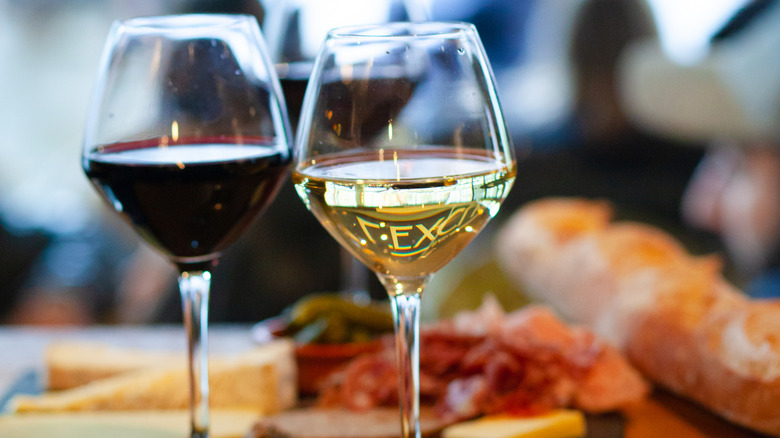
285;293;394;344
321;313;348;344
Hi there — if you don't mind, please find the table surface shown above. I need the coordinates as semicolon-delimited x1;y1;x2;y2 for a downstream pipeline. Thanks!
0;325;768;438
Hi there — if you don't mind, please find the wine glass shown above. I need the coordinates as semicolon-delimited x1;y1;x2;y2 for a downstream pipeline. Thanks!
262;0;429;302
263;0;427;129
293;22;515;438
82;15;290;438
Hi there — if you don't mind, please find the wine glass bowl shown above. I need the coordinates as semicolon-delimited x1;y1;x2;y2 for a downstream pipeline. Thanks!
263;0;424;130
82;14;290;438
84;15;291;269
293;21;515;438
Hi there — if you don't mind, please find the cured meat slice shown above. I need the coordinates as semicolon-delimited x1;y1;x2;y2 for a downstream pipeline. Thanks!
318;299;648;420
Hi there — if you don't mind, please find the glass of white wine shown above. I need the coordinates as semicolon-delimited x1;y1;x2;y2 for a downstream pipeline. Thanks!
292;22;515;438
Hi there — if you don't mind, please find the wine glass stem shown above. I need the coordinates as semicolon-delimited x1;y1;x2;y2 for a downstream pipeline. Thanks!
390;292;422;438
340;250;370;304
179;270;212;438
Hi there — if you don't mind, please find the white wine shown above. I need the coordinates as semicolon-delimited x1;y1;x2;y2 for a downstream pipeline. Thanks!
293;149;515;278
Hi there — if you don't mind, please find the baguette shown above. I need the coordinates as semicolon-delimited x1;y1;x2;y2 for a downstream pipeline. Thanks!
495;197;780;436
9;341;296;415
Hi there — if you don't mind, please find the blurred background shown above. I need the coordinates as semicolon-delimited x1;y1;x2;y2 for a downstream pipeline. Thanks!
1;0;772;326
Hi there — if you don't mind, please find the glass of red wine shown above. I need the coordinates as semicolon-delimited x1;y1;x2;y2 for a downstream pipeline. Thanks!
262;0;428;301
263;0;427;130
82;15;291;438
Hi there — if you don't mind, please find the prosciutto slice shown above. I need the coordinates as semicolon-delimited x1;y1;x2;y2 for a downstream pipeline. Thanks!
318;298;648;421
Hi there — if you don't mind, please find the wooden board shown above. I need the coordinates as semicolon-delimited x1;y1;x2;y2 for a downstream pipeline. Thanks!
623;389;767;438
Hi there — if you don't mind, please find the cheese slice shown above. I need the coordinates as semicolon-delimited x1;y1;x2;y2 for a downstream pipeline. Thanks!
9;341;296;414
442;410;586;438
0;409;258;438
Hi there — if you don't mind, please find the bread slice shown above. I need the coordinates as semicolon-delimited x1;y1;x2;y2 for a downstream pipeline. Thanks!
0;410;257;438
9;340;296;414
45;342;181;390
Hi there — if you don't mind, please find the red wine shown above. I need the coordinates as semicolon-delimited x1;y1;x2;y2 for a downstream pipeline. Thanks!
277;61;312;131
84;139;290;266
280;76;308;131
308;76;417;143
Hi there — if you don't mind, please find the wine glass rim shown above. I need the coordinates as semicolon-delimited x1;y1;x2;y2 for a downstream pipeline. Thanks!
117;13;255;30
326;21;476;40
